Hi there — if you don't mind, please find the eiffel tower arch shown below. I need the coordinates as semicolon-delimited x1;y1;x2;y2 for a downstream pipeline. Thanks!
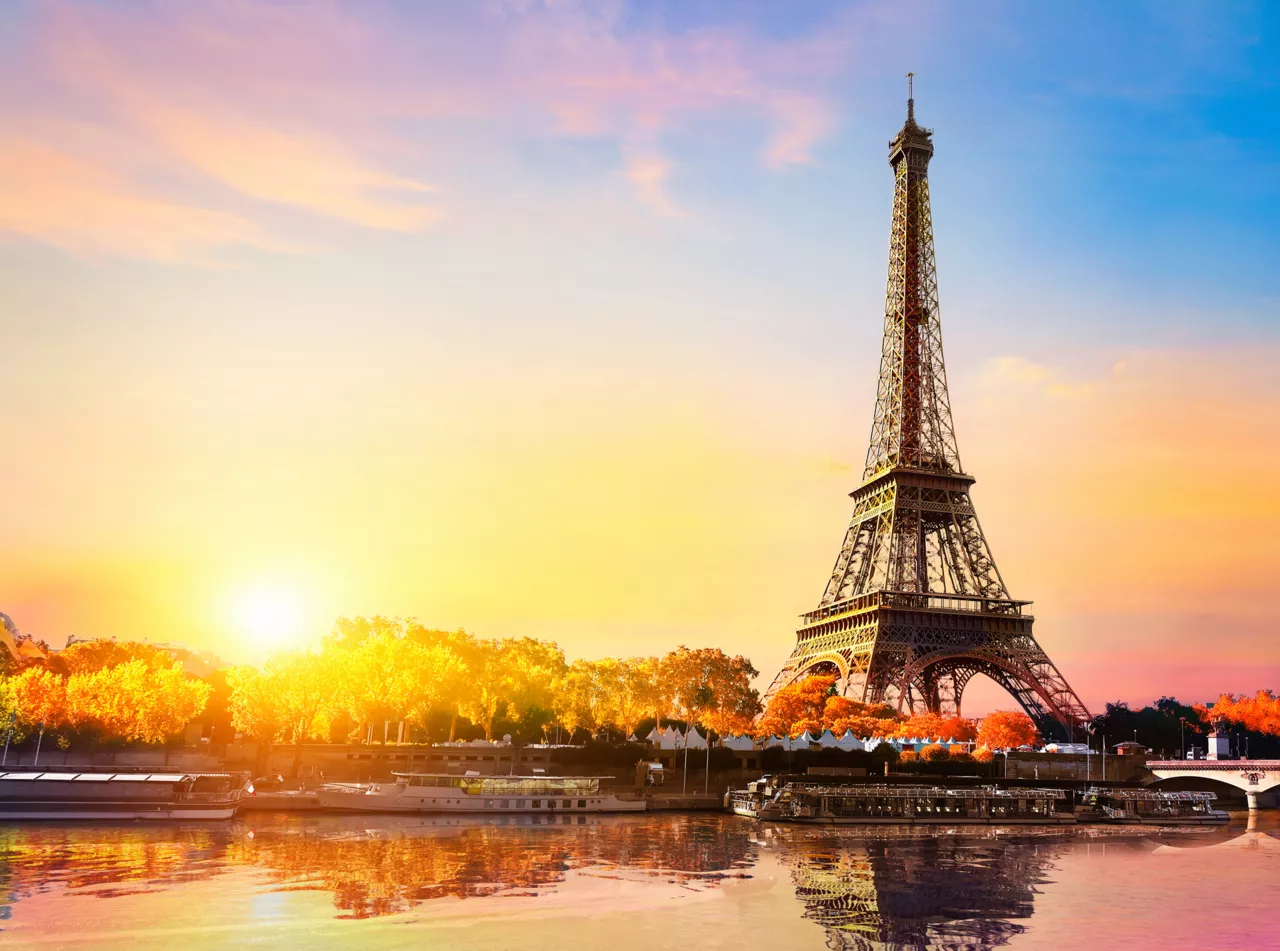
765;85;1090;741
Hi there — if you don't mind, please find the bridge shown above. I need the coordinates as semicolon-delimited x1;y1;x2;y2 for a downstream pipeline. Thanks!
1147;760;1280;811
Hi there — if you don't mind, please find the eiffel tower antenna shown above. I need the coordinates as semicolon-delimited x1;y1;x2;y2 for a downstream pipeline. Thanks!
763;87;1090;741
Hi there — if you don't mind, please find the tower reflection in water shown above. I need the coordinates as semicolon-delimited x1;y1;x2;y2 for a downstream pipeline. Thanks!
767;828;1068;951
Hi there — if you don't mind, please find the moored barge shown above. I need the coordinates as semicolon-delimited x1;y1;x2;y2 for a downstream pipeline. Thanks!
0;770;251;820
317;773;647;814
1075;787;1228;825
727;777;1074;825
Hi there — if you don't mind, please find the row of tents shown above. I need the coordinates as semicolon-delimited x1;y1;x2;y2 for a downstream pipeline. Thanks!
635;726;969;753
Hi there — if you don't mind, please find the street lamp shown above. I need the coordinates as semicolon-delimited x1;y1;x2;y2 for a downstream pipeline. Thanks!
1180;717;1186;760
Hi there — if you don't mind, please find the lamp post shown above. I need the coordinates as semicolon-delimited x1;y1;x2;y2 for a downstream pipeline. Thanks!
1180;717;1186;760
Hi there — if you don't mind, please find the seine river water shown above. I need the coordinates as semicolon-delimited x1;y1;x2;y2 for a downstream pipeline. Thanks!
2;812;1276;950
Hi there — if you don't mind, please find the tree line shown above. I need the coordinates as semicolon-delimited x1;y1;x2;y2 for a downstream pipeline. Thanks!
5;618;1278;759
0;617;761;755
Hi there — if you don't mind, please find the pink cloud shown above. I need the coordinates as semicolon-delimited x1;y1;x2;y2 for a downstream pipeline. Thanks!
0;0;867;260
0;139;277;262
624;153;681;216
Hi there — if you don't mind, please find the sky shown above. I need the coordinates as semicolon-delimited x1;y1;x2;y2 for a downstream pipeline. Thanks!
2;0;1278;713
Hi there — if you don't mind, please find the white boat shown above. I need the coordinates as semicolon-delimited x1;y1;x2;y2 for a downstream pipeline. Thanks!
0;769;251;820
316;772;646;814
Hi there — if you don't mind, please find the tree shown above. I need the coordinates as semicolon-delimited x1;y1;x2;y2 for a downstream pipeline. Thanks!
226;664;286;748
10;667;67;759
458;638;566;741
664;647;760;794
66;659;210;744
59;640;168;674
757;675;837;738
612;658;655;740
921;742;950;763
977;710;1038;750
1196;690;1280;736
557;659;615;740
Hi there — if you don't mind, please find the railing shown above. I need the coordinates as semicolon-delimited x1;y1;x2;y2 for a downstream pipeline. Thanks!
803;591;1030;625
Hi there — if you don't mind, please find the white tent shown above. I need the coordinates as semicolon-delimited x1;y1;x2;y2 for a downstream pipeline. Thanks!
656;728;685;751
720;734;757;751
836;729;860;751
645;726;662;743
818;729;839;748
796;731;819;748
763;734;788;750
683;726;708;750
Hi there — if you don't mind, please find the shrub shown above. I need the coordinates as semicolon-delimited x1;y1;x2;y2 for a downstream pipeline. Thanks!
921;743;949;763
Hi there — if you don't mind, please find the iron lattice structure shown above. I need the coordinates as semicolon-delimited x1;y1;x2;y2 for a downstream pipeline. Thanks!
765;91;1090;740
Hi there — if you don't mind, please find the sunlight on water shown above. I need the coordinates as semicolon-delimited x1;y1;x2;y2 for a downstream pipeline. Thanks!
1;814;1276;950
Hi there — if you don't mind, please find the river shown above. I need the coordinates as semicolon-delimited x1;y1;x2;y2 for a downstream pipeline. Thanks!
2;812;1276;950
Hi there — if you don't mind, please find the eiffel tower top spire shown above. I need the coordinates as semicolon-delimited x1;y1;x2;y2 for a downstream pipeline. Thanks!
866;79;958;482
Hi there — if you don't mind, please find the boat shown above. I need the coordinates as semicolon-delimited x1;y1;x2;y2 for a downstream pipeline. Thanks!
316;772;647;814
0;769;251;820
726;777;1075;825
1075;787;1229;825
726;775;786;819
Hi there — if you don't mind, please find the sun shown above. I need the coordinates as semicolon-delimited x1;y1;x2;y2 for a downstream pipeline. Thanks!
230;585;305;651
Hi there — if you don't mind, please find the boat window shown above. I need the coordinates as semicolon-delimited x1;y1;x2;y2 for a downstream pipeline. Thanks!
532;800;541;808
500;800;509;808
578;800;586;808
485;800;494;808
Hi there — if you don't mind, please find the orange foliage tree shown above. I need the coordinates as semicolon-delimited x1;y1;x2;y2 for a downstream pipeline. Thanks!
1194;690;1280;736
9;667;67;729
757;675;837;738
66;659;211;743
977;710;1038;750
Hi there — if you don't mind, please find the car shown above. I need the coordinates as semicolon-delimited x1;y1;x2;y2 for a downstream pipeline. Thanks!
252;773;286;792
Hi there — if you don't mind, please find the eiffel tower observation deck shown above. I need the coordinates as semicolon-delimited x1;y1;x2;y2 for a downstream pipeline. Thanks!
765;80;1090;741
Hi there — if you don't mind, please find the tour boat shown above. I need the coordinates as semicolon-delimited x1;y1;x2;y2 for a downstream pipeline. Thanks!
0;769;251;820
727;776;786;820
316;772;647;814
1075;788;1228;825
727;777;1075;825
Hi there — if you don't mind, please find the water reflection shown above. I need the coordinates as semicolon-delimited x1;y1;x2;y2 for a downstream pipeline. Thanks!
0;815;1273;948
228;814;755;918
767;828;1067;950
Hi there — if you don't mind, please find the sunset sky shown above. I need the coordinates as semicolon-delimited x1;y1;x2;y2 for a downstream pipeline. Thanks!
2;0;1278;712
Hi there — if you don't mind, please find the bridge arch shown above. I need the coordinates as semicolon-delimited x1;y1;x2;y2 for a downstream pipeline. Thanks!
1147;761;1280;810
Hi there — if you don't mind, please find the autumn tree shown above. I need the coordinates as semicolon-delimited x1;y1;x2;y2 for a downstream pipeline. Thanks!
9;667;67;757
824;696;902;739
59;640;168;674
612;658;656;739
897;712;976;742
66;659;210;744
1195;690;1280;736
757;674;837;738
556;659;614;739
977;710;1038;750
459;638;565;741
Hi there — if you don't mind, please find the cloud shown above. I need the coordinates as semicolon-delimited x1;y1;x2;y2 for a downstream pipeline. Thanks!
0;0;865;259
763;95;835;168
624;153;682;217
0;140;277;262
980;355;1094;398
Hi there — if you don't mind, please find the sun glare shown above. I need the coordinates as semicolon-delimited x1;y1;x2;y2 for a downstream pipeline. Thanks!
230;585;304;651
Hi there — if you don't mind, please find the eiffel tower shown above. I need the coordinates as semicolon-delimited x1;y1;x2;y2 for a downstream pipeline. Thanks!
765;80;1090;740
